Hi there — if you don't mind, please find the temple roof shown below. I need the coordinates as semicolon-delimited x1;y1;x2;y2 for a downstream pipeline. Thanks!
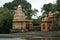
13;5;26;21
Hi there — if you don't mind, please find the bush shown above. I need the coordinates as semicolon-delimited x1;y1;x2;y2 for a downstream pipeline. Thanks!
33;26;41;31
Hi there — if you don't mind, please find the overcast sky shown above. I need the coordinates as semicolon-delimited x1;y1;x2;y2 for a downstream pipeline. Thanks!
0;0;57;18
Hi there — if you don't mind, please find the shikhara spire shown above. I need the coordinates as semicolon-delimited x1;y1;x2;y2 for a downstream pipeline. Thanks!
13;5;25;21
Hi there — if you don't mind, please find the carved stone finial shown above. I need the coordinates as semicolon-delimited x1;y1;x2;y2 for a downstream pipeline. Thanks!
18;5;21;8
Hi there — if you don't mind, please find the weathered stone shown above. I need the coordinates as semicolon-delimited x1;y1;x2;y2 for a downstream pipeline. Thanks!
12;5;33;32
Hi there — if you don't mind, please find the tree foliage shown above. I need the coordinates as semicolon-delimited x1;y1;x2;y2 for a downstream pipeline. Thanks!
3;0;38;19
0;7;14;33
56;0;60;12
41;3;57;16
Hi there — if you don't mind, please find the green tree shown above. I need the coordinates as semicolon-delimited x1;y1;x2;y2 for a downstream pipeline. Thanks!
0;7;14;33
41;3;57;16
56;0;60;12
3;0;38;19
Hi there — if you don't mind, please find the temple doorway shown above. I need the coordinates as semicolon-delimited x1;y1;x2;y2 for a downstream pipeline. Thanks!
26;23;30;31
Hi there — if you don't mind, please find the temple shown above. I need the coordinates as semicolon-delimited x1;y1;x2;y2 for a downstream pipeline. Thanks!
12;5;33;32
40;11;60;31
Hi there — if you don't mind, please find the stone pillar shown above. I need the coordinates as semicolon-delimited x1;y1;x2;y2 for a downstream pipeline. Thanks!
23;22;26;31
19;23;22;29
29;21;33;31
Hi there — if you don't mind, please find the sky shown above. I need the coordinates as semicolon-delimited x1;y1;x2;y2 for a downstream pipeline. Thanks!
0;0;57;18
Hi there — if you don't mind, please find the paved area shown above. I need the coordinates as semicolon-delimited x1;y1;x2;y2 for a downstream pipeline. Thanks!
0;31;60;38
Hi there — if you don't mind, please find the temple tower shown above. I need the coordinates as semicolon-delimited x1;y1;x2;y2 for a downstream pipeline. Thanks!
12;5;33;32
